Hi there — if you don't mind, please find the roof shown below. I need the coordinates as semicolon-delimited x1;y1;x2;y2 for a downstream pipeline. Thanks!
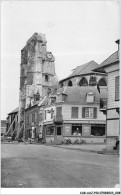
8;107;19;115
60;60;99;83
93;51;119;73
100;51;119;67
57;86;107;104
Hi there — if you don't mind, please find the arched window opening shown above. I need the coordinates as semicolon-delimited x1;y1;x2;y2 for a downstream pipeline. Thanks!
79;77;88;86
98;78;107;86
60;83;63;88
68;80;73;86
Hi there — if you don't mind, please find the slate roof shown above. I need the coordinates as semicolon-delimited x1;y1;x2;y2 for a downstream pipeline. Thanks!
8;107;19;115
99;51;119;67
60;60;99;82
93;51;119;73
57;86;107;104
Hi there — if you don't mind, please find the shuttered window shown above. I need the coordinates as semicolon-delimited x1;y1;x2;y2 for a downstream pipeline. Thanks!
115;76;119;101
82;107;97;119
71;107;78;118
56;107;62;116
44;110;46;120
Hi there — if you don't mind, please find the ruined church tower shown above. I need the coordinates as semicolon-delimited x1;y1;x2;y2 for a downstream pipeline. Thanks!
18;33;56;134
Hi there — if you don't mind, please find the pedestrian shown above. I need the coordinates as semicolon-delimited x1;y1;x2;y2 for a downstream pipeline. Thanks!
38;132;42;143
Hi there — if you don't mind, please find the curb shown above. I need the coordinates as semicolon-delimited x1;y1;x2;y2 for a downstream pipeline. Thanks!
48;145;118;155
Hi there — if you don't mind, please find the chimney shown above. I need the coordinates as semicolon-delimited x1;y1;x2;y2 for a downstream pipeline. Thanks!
115;39;120;59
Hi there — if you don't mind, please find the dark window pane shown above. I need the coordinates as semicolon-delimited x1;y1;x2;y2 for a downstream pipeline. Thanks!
57;127;61;135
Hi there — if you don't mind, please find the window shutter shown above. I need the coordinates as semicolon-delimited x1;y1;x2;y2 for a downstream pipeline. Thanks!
115;76;119;101
71;107;78;118
56;107;62;116
82;107;85;118
93;107;97;119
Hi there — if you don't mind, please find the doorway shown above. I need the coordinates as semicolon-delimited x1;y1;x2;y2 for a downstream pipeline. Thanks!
55;125;63;141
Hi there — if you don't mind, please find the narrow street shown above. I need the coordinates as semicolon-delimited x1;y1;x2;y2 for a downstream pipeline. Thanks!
1;143;119;188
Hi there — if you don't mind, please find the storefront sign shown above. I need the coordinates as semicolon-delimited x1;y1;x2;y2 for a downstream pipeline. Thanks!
64;120;106;124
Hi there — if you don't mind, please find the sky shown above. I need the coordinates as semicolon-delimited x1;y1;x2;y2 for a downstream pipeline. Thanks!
1;0;120;120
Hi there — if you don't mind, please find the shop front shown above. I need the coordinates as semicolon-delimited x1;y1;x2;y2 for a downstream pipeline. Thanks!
63;120;106;143
44;120;106;144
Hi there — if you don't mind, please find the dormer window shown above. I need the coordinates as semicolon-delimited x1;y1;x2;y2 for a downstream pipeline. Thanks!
86;92;94;103
51;96;56;104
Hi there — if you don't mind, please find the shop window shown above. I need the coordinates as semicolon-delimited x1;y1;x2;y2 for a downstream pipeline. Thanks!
71;107;78;118
68;80;73;86
91;124;105;136
115;76;119;101
46;126;54;135
72;125;82;135
82;107;97;119
86;92;94;103
79;77;88;86
98;78;107;86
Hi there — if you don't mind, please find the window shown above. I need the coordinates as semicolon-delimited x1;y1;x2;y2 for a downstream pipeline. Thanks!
91;124;105;136
79;77;88;86
71;107;78;118
44;110;46;120
56;107;62;116
45;74;49;82
29;114;32;124
100;99;107;109
115;76;119;101
46;126;54;135
82;107;97;119
57;126;61;135
26;115;29;125
98;78;107;86
86;92;94;103
51;97;56;104
68;80;73;86
72;125;82;135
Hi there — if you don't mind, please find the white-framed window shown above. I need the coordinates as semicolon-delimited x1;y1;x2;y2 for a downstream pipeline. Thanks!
82;107;97;119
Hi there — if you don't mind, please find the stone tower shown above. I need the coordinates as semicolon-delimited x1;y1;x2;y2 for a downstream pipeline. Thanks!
18;33;56;135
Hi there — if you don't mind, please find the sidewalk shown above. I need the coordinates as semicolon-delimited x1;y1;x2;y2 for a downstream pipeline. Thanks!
48;143;118;155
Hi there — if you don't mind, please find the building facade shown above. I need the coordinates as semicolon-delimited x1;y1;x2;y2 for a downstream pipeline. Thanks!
6;107;19;138
43;86;107;144
94;47;120;145
1;120;6;135
18;33;58;138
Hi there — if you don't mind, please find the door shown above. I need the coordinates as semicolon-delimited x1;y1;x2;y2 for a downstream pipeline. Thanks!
55;125;63;141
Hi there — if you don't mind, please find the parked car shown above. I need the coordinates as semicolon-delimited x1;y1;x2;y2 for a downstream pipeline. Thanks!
114;138;120;155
